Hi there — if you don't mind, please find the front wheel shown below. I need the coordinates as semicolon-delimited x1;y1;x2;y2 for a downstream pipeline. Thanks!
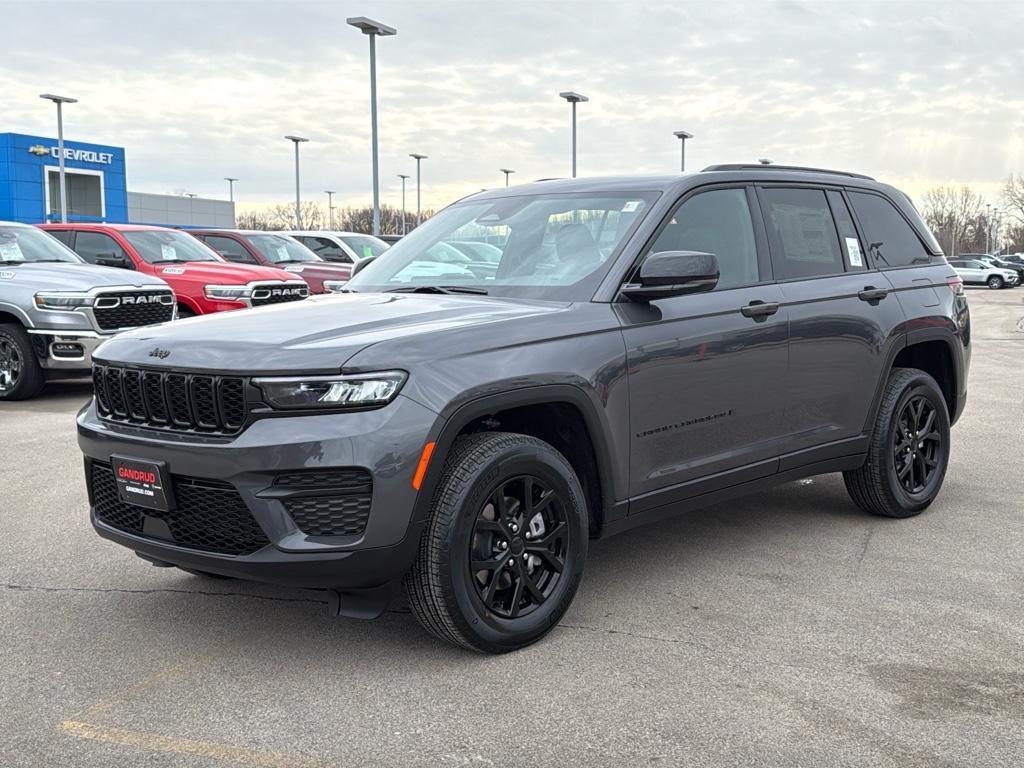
844;367;951;518
405;432;588;653
0;324;44;401
987;275;1004;289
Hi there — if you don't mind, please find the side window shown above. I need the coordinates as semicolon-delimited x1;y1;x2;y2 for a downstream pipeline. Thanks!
73;232;126;265
204;235;255;263
304;236;351;263
826;191;866;272
646;187;759;291
847;192;930;268
760;187;844;280
49;230;73;246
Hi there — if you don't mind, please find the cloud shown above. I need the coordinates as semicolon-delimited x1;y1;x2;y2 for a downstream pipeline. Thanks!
2;0;1022;211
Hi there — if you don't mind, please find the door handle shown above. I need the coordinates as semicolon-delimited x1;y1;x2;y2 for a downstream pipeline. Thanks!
740;300;780;318
858;286;890;302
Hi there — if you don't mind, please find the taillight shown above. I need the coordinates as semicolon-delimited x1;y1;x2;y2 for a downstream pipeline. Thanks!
946;275;964;295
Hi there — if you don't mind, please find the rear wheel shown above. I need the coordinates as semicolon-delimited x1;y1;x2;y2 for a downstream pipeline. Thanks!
405;432;588;653
987;275;1004;289
844;367;950;518
0;324;44;401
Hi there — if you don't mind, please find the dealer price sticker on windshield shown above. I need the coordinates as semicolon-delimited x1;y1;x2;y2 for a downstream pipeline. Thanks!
110;456;174;512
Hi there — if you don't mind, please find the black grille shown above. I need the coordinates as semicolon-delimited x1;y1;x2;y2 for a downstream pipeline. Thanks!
283;496;371;536
274;469;372;537
250;284;308;307
93;290;175;330
90;461;270;556
93;364;248;435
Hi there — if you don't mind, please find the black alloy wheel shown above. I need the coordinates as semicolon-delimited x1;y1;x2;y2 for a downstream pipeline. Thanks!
892;395;942;495
0;324;44;400
469;475;568;619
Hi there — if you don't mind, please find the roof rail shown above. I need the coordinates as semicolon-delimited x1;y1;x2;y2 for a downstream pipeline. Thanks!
701;164;875;180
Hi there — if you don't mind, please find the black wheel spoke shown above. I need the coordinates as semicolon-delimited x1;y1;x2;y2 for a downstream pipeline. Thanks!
469;473;569;620
526;544;564;573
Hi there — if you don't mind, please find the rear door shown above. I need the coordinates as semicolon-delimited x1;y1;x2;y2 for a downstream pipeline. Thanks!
757;185;905;460
618;185;790;506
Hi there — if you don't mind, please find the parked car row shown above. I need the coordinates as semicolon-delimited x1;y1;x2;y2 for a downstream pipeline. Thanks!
948;253;1021;289
0;220;393;399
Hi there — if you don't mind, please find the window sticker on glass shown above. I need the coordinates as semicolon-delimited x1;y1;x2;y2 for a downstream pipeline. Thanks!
362;245;374;258
621;200;642;213
845;237;863;267
0;242;25;261
276;246;290;261
160;244;177;260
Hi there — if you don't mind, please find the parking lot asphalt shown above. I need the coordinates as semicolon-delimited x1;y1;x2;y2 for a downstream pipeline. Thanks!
1;288;1022;768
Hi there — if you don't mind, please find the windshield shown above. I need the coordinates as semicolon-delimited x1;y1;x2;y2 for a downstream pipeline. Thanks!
0;226;82;264
346;191;657;301
123;230;221;263
248;234;319;263
340;234;390;259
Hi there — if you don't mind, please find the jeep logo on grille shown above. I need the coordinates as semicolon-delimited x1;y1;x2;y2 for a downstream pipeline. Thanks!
148;348;171;359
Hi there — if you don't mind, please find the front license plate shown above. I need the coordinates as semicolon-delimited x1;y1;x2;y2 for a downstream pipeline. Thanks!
110;456;174;512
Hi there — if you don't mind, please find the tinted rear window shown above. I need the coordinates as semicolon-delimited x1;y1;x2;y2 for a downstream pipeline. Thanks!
760;187;844;280
848;192;931;268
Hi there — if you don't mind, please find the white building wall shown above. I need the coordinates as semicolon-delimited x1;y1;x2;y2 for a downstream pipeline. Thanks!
127;192;235;228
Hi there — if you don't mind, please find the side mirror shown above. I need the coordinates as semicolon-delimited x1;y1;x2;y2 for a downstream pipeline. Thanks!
351;254;378;277
621;250;719;302
96;252;132;270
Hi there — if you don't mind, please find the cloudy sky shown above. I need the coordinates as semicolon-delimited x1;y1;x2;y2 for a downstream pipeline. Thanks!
2;0;1022;212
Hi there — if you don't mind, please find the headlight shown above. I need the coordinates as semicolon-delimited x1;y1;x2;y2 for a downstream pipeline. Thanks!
204;284;252;301
34;292;94;310
254;371;407;409
322;280;349;293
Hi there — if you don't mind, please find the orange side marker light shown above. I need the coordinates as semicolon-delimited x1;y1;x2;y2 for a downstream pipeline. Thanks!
412;442;436;491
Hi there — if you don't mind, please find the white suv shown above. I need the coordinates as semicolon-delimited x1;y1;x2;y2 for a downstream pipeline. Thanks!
284;231;390;265
948;257;1018;289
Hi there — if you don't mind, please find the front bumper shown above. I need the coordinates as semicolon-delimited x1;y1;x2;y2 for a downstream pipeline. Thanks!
78;394;439;590
28;330;108;371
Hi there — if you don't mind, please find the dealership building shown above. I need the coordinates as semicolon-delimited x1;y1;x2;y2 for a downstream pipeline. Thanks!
0;132;234;227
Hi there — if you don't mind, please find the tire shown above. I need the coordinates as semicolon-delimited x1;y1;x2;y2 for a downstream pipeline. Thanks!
405;431;588;653
0;323;45;401
844;367;951;518
987;275;1003;289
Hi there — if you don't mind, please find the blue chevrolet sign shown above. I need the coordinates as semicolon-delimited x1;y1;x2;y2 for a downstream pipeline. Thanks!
0;132;128;223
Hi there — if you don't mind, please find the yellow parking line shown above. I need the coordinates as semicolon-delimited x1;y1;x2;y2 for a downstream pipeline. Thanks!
58;720;329;768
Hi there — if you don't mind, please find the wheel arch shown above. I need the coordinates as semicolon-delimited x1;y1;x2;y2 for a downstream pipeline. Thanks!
413;385;619;538
0;304;32;326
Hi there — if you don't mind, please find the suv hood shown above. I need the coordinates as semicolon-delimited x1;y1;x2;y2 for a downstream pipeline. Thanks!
95;292;571;373
0;261;167;291
152;261;298;284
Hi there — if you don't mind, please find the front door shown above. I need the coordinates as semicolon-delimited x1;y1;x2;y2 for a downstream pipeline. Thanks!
618;186;790;509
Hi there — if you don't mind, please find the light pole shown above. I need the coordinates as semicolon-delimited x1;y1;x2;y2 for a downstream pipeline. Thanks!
500;168;515;187
673;131;693;172
224;177;238;202
325;190;336;229
986;204;992;253
558;91;588;178
39;93;77;223
348;16;396;238
397;174;410;235
410;153;427;226
284;135;308;229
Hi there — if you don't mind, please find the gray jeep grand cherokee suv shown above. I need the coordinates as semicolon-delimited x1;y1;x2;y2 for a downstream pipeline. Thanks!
78;165;970;652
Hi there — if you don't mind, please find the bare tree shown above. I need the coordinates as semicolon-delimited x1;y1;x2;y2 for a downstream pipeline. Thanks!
920;185;986;256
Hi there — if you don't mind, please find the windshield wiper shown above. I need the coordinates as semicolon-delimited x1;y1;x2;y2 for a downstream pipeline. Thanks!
386;285;489;295
149;259;182;264
274;259;310;264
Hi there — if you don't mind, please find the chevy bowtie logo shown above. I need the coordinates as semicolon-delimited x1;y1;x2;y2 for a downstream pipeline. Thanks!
148;348;171;359
28;145;51;157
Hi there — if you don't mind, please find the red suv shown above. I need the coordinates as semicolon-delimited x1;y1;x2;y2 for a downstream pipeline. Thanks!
190;230;352;294
39;224;309;316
